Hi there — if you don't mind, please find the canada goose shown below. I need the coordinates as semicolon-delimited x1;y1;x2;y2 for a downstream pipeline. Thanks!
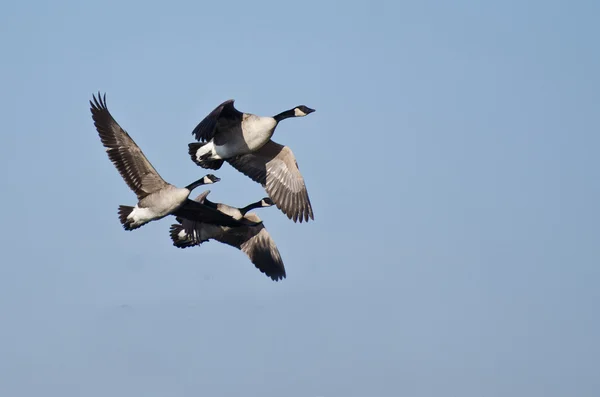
188;99;315;223
169;191;286;281
89;93;256;231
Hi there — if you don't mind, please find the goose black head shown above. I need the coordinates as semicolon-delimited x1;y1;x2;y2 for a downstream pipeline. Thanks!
203;174;220;184
240;197;275;215
185;174;221;191
260;197;274;207
293;105;315;117
274;105;316;122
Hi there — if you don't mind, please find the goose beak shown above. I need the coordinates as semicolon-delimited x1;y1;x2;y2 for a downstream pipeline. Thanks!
207;174;221;183
305;107;315;114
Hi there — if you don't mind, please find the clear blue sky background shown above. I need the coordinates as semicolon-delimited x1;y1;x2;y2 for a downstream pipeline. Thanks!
1;0;598;396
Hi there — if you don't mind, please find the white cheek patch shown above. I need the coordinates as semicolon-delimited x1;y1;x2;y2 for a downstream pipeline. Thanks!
294;108;307;117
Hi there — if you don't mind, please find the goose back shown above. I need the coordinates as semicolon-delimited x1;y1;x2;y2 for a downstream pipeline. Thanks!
193;100;277;155
138;186;191;217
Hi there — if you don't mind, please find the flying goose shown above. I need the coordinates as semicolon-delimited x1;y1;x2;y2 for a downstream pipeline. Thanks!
169;191;286;281
89;93;256;231
187;99;315;223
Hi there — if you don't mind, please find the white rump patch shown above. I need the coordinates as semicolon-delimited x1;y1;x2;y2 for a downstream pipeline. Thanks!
195;142;218;160
128;205;157;225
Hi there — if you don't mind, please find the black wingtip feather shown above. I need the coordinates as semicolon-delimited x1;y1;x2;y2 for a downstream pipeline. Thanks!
90;91;107;112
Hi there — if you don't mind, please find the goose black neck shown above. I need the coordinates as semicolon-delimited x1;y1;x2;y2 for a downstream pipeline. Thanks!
240;200;263;215
273;108;296;122
185;178;208;191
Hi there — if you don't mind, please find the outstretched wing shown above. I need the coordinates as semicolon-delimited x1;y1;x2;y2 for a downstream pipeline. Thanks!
191;99;243;142
217;217;286;281
227;140;314;223
89;93;167;199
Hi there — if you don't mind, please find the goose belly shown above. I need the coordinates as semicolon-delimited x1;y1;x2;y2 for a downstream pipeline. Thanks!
135;188;189;219
214;131;272;158
212;116;276;158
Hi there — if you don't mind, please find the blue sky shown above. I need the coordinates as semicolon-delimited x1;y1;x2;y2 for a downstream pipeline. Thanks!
1;0;599;396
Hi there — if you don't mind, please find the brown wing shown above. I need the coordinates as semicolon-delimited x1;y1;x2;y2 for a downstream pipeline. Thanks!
191;99;243;142
89;93;167;200
226;140;314;223
217;215;286;281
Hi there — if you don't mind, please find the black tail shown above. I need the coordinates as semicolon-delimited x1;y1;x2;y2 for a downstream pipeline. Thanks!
118;205;140;231
169;224;203;248
188;142;224;170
